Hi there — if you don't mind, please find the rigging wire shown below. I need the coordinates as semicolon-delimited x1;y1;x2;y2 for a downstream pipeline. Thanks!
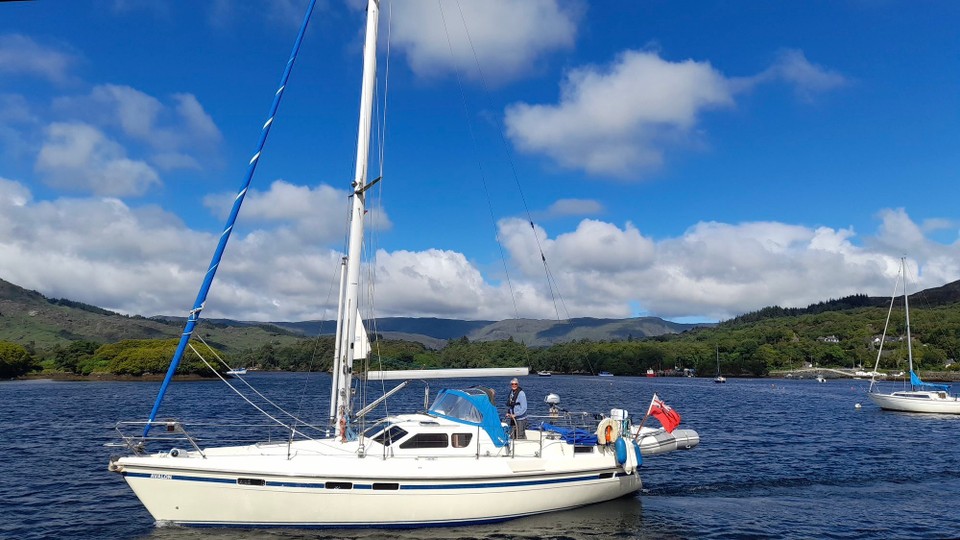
449;0;570;321
188;340;325;438
142;0;321;436
437;0;520;321
869;264;902;389
289;259;343;429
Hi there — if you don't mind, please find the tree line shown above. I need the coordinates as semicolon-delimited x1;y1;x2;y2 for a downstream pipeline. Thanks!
3;301;959;379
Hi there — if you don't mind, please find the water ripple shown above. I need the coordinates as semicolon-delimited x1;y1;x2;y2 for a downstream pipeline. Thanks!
2;375;959;539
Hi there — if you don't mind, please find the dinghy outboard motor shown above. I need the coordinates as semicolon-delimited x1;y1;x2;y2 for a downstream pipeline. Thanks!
545;393;561;417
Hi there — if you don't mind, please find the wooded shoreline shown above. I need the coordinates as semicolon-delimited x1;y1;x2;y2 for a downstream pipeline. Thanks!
12;369;960;383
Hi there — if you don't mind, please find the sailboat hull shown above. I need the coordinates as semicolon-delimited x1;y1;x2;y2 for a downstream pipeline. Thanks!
112;440;641;527
868;391;960;414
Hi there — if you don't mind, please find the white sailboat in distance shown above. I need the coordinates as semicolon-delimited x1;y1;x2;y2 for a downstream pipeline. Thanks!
714;348;726;383
108;0;700;527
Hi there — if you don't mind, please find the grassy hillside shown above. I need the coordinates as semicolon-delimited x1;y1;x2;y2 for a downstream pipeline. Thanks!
0;279;302;354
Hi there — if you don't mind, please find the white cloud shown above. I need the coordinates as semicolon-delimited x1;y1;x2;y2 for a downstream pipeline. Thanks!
921;217;956;233
505;51;734;178
494;210;958;321
371;248;491;317
52;84;222;171
0;94;41;163
540;198;604;219
35;122;161;197
759;49;849;101
0;184;208;316
387;0;578;83
0;34;76;84
0;177;30;207
502;217;655;275
90;84;163;140
0;176;956;322
203;179;393;244
505;48;847;179
173;93;220;142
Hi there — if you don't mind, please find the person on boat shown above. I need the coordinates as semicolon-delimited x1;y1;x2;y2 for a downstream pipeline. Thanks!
506;378;527;439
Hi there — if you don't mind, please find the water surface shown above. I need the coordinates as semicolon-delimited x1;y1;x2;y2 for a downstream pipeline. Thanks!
2;373;957;539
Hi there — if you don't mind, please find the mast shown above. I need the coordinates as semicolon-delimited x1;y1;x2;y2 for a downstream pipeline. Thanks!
332;0;380;440
903;257;914;387
329;257;348;423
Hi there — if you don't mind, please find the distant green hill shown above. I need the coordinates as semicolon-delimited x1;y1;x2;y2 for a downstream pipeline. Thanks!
268;316;701;347
3;275;960;355
0;279;301;353
728;282;960;325
0;278;702;350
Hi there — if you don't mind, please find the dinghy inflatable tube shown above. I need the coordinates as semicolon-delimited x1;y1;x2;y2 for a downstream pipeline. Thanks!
636;428;701;456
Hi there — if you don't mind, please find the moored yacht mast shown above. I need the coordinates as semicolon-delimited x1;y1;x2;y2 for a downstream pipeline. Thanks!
331;0;380;440
902;258;914;388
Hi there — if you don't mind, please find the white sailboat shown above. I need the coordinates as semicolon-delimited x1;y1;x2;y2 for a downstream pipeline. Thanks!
107;0;700;528
714;348;726;383
867;258;960;414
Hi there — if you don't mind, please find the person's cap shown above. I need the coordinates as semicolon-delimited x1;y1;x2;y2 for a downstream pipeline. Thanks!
510;378;519;384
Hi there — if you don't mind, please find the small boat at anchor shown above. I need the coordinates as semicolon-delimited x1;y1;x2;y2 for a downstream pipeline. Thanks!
867;257;960;414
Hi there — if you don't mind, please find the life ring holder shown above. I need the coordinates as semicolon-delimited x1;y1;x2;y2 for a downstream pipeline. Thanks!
596;418;620;445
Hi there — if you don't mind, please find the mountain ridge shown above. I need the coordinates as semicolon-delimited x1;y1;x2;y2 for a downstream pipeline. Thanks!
3;276;960;350
0;278;701;348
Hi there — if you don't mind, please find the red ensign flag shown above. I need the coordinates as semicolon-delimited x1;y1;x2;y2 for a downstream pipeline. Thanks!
647;393;682;433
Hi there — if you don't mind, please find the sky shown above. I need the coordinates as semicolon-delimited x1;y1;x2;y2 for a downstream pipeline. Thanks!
0;0;958;324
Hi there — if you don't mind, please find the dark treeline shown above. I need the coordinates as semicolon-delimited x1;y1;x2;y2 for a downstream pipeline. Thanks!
4;301;960;379
726;294;881;324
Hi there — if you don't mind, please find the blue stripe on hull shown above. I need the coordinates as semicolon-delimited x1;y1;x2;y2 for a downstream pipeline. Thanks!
124;470;635;491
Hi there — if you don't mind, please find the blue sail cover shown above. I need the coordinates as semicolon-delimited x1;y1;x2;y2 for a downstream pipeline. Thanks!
910;370;951;392
534;422;598;445
428;389;509;447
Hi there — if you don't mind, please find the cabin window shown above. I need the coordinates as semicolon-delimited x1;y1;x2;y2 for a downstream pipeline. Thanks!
399;433;449;449
363;423;387;439
451;433;473;448
372;425;408;447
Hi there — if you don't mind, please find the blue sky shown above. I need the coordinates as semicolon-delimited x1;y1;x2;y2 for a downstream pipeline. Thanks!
0;0;957;323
